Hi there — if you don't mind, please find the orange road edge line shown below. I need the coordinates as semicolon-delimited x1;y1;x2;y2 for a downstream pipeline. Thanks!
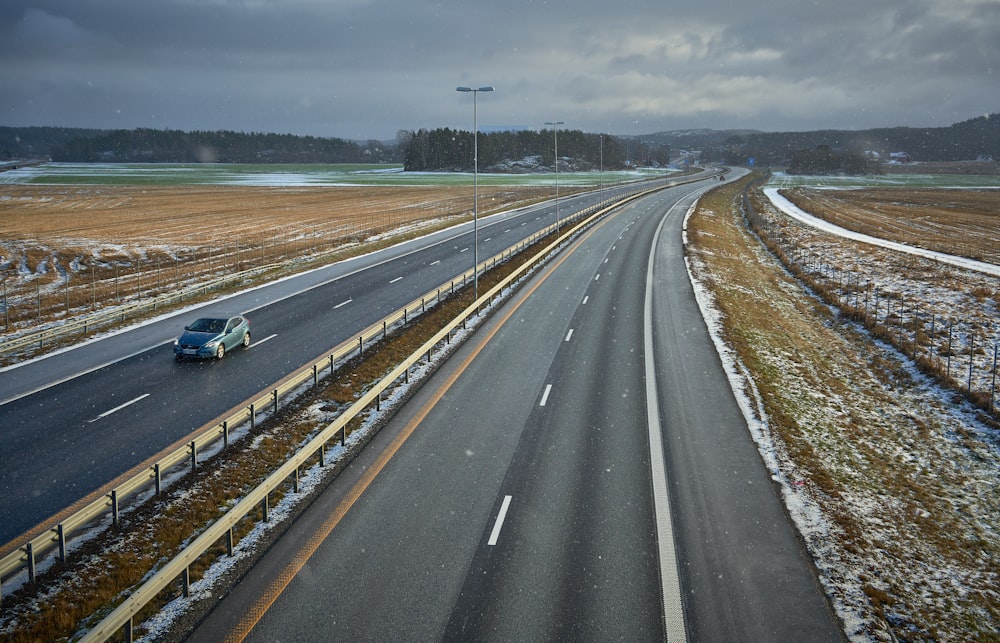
226;220;609;642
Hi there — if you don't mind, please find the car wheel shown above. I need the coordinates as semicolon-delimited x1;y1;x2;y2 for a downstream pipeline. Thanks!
216;344;225;360
242;332;251;349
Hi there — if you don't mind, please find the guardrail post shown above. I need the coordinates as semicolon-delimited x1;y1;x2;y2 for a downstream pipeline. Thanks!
122;617;133;643
421;297;426;313
272;389;279;415
26;543;36;583
250;403;256;430
153;463;162;496
226;528;234;557
222;421;229;450
404;308;408;324
329;354;335;375
293;467;300;493
319;442;326;467
359;335;364;356
340;426;346;447
111;490;119;527
376;391;381;412
313;364;318;387
56;524;66;562
262;495;270;523
182;567;191;598
383;320;387;339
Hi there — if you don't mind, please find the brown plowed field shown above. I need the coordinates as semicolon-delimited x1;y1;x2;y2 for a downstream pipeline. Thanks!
780;187;1000;264
0;184;560;335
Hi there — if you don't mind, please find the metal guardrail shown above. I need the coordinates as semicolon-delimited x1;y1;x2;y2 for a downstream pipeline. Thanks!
77;188;649;643
0;185;660;595
2;173;710;637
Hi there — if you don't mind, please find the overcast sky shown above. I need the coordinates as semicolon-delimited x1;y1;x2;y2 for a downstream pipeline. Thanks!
2;0;997;141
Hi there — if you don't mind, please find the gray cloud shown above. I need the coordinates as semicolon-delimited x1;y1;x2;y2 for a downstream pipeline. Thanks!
1;0;997;139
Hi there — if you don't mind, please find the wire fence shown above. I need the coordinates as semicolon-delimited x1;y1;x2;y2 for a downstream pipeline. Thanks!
742;179;999;418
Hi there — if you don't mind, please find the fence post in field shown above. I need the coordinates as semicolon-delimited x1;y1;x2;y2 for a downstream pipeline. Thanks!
991;344;997;411
968;332;975;393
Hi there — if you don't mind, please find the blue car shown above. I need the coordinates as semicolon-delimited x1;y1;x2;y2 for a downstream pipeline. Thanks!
174;314;251;361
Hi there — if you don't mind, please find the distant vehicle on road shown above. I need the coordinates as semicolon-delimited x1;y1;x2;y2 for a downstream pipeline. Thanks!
173;314;250;361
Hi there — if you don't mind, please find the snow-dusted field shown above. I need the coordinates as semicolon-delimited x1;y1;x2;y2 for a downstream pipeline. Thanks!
685;173;999;640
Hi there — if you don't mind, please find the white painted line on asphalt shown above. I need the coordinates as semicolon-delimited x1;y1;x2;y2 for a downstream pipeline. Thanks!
430;260;441;266
488;495;513;546
334;299;352;309
460;247;470;253
644;199;689;643
484;237;492;243
582;296;589;305
390;276;403;284
594;273;601;281
89;393;150;423
539;384;553;407
251;334;278;348
565;328;574;342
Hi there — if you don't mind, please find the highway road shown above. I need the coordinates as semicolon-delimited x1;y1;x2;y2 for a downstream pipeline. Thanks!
186;176;844;641
0;175;686;550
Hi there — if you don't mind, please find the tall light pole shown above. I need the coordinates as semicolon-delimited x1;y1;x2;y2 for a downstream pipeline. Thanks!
544;121;565;232
457;86;494;300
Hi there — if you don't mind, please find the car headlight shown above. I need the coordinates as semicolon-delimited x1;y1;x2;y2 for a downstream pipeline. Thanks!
204;341;219;349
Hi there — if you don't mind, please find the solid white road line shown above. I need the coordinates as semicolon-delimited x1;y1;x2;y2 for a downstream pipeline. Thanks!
488;495;513;546
644;199;689;642
539;384;552;407
89;393;150;423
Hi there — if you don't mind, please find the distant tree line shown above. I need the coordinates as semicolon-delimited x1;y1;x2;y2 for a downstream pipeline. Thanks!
3;113;995;170
785;145;879;175
51;128;396;164
399;128;668;171
665;113;1000;168
0;127;396;164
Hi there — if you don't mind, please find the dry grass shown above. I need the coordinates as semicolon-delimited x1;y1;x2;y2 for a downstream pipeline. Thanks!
686;174;1000;640
0;184;562;341
0;232;539;642
781;187;1000;264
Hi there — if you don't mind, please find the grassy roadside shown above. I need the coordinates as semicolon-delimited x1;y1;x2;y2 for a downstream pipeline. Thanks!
685;174;1000;640
0;232;544;642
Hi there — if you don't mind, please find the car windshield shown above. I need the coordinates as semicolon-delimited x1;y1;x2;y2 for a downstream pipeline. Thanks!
188;318;226;333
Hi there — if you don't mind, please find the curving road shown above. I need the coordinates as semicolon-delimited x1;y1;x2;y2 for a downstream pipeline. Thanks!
187;175;843;641
0;176;693;550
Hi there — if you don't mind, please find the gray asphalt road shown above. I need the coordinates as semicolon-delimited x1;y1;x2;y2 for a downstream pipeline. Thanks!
0;181;654;546
187;175;843;641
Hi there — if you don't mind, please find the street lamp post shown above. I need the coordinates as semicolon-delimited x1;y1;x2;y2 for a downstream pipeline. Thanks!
456;85;494;301
544;121;565;232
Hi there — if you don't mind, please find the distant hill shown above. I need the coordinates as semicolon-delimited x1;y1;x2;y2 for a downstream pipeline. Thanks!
2;114;996;166
632;114;999;166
